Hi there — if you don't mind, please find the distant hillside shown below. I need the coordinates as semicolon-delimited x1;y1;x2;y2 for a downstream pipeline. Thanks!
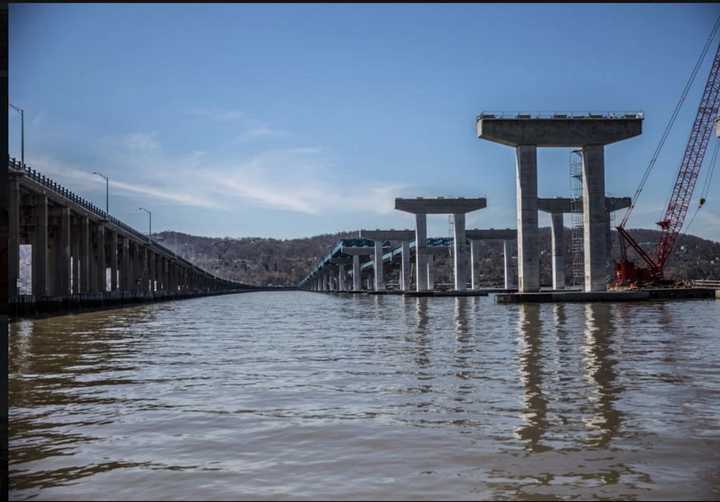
154;231;359;287
154;229;720;287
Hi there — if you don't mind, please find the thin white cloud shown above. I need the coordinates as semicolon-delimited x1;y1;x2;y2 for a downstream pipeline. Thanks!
27;128;413;224
235;126;288;142
186;107;246;122
123;132;160;152
27;154;221;209
108;179;222;209
286;146;322;155
220;177;319;214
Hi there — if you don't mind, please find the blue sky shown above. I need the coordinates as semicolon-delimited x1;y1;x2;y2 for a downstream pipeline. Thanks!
9;3;720;240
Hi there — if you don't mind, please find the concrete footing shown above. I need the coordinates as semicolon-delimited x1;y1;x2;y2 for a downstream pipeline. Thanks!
495;288;715;304
404;290;489;297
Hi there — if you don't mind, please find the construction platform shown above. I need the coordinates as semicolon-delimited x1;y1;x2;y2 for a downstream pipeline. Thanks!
495;288;717;304
404;290;490;297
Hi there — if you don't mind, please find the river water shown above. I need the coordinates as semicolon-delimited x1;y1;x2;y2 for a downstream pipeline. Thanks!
8;291;720;500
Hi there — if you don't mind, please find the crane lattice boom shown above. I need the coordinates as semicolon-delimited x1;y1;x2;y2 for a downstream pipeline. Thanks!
656;44;720;270
616;39;720;284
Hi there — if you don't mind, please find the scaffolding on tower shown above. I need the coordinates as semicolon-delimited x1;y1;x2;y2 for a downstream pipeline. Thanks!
569;149;584;287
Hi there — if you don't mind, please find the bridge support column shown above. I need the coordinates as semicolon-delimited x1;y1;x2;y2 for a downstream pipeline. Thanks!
470;239;479;290
80;218;91;293
70;218;79;294
137;245;145;292
415;213;428;292
515;145;539;292
95;224;106;293
427;255;435;291
9;179;20;300
162;258;167;292
401;240;411;291
373;240;385;291
177;265;183;292
338;264;346;291
582;145;609;292
173;262;179;292
32;194;49;298
452;213;467;291
110;231;118;291
550;212;565;290
149;251;156;293
352;255;361;291
143;247;150;293
55;207;71;297
504;240;514;290
132;245;138;292
121;237;130;291
159;255;164;292
135;242;142;292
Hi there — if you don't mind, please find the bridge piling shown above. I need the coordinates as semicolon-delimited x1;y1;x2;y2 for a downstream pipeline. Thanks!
8;158;248;317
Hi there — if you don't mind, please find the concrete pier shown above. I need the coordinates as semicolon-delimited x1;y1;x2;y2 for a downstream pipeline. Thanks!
353;255;361;291
95;223;106;293
80;217;90;293
57;207;71;296
582;145;607;292
342;245;374;291
477;112;642;292
538;196;631;290
359;230;414;292
466;228;517;290
338;263;346;291
550;212;565;290
110;230;118;291
330;257;351;292
32;194;49;297
427;255;435;290
415;214;429;291
395;197;487;292
452;213;467;290
373;241;384;290
8;158;245;316
9;179;21;298
504;240;515;290
401;240;411;291
516;145;539;292
122;237;131;291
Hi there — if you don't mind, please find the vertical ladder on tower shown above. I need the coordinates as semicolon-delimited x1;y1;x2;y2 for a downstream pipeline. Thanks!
569;149;584;287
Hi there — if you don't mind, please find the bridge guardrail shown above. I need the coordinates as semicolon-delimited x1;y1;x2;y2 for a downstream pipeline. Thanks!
692;279;720;288
9;157;242;288
476;111;644;121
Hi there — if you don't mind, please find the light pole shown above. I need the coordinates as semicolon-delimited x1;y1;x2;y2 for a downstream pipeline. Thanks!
139;207;152;242
93;171;109;216
9;103;24;165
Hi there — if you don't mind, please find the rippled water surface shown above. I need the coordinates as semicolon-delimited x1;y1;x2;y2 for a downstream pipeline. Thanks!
9;292;720;500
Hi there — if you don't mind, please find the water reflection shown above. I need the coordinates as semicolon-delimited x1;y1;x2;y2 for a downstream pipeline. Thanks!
413;298;432;398
515;304;550;453
453;298;471;341
452;299;474;414
8;293;720;500
582;303;622;448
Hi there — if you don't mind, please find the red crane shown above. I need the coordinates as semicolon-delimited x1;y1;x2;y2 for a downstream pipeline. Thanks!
615;30;720;286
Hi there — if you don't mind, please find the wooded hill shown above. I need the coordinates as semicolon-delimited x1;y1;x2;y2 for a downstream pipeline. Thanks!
153;228;720;287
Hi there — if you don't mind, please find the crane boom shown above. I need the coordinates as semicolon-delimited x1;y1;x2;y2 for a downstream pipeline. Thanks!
655;43;720;270
615;39;720;284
